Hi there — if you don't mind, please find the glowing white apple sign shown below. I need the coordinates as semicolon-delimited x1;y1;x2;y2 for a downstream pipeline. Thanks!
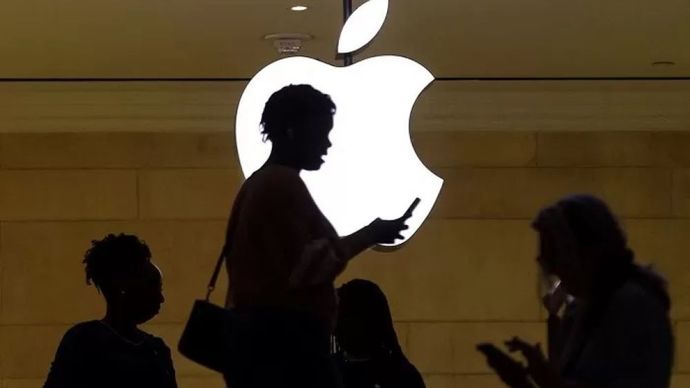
236;0;443;246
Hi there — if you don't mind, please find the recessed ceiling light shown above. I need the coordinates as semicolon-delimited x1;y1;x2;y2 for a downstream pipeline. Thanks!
291;5;308;12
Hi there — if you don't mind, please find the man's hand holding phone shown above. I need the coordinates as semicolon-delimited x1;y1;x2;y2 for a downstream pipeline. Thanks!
368;198;420;245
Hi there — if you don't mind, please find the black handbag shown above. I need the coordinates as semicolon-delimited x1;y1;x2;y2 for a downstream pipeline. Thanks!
178;248;239;373
179;185;251;373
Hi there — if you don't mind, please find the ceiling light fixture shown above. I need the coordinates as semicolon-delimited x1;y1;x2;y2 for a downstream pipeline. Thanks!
291;5;308;11
263;33;313;54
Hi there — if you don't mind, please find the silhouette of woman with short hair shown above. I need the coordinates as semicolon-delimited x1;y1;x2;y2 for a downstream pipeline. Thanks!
477;194;673;388
44;234;177;388
335;279;425;388
222;84;412;388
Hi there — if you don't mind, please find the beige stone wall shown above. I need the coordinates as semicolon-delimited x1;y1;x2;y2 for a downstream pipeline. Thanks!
0;130;687;387
2;81;690;133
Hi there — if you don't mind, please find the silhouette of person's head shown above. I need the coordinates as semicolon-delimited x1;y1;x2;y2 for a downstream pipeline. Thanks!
532;194;633;298
83;234;164;325
261;84;336;171
336;279;403;359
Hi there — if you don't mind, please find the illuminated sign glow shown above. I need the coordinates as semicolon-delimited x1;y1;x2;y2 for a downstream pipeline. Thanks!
236;0;443;246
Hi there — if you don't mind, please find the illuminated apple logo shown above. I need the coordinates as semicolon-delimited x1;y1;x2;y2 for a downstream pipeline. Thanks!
235;0;443;246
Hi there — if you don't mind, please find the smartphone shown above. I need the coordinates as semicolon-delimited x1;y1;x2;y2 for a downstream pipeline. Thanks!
550;279;562;294
403;197;421;218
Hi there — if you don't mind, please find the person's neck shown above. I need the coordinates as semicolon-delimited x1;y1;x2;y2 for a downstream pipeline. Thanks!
102;310;141;341
265;149;303;171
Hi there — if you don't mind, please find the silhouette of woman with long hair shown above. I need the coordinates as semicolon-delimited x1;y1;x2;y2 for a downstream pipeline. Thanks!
335;279;425;388
222;84;413;388
477;194;673;388
44;234;176;388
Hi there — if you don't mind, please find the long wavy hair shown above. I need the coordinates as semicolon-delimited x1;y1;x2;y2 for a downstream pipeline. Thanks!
336;279;406;360
543;194;670;328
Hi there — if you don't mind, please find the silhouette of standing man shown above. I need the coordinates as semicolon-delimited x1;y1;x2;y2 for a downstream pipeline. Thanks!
222;84;415;388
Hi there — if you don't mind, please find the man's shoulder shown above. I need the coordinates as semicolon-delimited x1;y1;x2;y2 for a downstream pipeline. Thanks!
246;165;308;199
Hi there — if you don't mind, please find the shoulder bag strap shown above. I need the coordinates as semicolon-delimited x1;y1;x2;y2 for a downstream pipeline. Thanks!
205;184;246;301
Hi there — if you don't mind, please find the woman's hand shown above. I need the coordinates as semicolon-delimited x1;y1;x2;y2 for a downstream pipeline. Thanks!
543;281;568;316
506;337;561;388
367;199;418;245
368;215;410;245
338;199;417;261
477;343;533;388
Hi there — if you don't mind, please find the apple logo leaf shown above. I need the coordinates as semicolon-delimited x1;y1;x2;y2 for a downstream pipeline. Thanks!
337;0;389;54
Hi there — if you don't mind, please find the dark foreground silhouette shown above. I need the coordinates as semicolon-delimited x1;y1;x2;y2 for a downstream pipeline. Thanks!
44;234;177;388
221;84;414;388
335;279;425;388
477;194;673;388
